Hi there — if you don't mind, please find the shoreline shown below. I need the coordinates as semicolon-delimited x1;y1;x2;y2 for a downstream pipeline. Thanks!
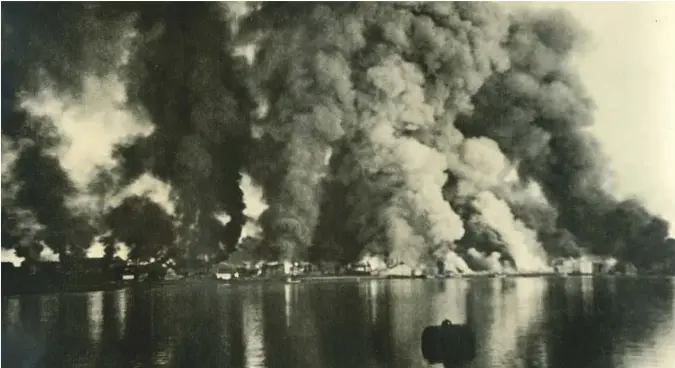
3;273;673;297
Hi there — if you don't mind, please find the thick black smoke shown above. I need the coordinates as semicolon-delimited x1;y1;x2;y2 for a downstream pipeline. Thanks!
244;3;363;261
2;3;672;271
104;2;254;263
455;9;672;266
2;3;125;260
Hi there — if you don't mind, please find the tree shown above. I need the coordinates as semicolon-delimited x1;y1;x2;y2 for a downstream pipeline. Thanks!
104;195;177;263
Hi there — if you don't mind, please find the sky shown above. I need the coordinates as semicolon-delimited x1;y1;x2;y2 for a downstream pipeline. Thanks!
517;1;675;236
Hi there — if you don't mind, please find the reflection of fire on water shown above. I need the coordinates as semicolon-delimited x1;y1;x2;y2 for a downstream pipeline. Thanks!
284;283;298;328
483;278;547;366
388;280;431;367
368;280;379;323
87;291;104;343
581;276;594;313
40;295;60;335
153;345;173;366
431;279;469;325
116;288;128;337
243;287;266;368
40;295;59;325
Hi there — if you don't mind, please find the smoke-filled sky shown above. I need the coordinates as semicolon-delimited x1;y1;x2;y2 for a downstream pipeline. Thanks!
2;2;674;271
14;1;672;231
10;4;670;237
517;1;675;237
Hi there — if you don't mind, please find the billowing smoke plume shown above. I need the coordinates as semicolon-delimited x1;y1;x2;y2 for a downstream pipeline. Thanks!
99;2;255;263
1;3;133;260
3;2;672;271
455;8;672;267
304;3;549;270
244;4;364;261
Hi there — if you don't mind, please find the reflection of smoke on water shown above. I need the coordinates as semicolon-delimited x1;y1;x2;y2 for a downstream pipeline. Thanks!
259;283;324;368
242;285;267;368
430;279;469;325
2;296;48;368
619;318;675;368
561;276;595;316
3;298;21;328
39;295;59;325
87;291;104;343
613;278;675;368
473;278;547;367
357;279;382;324
387;280;432;367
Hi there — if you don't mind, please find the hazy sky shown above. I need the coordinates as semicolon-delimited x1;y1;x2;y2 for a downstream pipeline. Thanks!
518;1;675;235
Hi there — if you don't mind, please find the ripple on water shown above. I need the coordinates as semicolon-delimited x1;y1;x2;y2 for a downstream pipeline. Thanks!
1;277;673;368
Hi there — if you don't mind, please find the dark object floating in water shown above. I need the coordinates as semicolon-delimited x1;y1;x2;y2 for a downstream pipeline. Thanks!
421;319;476;367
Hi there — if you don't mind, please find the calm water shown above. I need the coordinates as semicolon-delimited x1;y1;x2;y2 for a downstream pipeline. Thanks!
2;277;674;368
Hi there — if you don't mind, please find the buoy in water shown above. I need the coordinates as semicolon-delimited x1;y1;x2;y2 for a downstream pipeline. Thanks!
421;319;476;367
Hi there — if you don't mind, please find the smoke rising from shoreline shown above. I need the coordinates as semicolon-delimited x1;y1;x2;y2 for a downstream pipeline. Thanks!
2;2;672;271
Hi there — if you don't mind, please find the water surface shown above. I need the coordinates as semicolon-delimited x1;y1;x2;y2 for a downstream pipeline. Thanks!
3;277;674;368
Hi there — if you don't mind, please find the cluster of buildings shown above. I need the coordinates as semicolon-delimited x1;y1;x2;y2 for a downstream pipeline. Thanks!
1;252;644;293
210;258;429;281
212;260;340;280
550;256;637;276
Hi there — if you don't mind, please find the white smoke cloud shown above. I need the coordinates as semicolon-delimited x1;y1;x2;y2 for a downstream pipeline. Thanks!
448;137;513;197
443;134;550;272
233;44;258;65
470;191;550;272
503;178;550;206
1;248;25;267
19;74;153;192
108;173;176;216
361;254;388;272
1;135;22;182
353;55;466;265
467;248;501;272
87;238;130;261
214;212;232;226
115;243;130;261
86;241;106;259
39;243;60;262
442;249;474;274
239;172;268;242
18;70;165;262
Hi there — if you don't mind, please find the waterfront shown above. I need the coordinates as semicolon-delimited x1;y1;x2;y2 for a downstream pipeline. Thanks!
3;277;674;368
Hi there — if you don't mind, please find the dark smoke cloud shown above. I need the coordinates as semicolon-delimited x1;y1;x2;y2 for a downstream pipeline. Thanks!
105;2;254;262
315;2;517;267
245;4;363;261
2;2;672;271
456;8;672;264
1;3;126;260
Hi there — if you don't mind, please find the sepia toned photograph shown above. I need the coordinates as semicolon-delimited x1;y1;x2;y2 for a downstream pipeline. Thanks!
2;1;674;368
